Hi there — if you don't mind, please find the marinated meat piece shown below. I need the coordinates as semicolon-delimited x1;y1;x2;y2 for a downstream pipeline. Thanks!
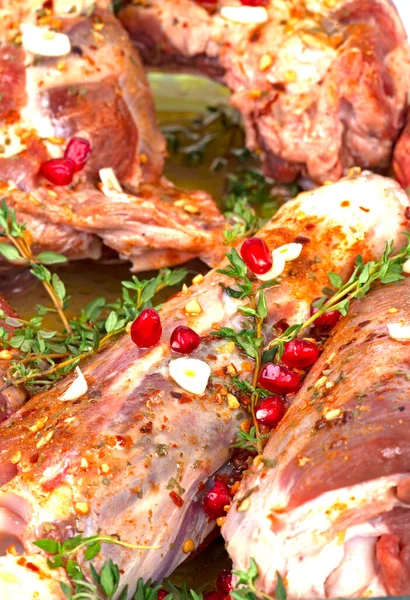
1;179;225;272
393;109;410;189
0;7;165;189
120;0;410;184
0;7;225;269
223;277;410;598
0;172;407;597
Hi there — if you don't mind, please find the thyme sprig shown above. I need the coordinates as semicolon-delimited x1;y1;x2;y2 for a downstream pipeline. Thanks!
231;559;286;600
264;237;410;357
213;249;278;453
34;535;159;600
163;104;298;244
37;529;283;600
223;170;297;245
0;199;71;331
0;200;186;393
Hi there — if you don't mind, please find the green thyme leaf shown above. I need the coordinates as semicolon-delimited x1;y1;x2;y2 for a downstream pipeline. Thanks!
36;251;68;265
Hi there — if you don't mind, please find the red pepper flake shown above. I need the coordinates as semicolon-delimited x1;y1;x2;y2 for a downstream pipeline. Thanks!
25;562;41;573
179;393;192;404
169;491;184;507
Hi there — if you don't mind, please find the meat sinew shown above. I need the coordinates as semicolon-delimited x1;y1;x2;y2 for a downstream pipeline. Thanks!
223;277;410;598
0;171;407;597
120;0;410;185
0;6;225;269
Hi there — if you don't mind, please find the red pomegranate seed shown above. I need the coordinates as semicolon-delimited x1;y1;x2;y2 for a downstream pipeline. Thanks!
310;298;341;329
170;325;201;354
216;570;233;594
40;158;75;186
240;237;272;275
203;480;232;520
64;137;91;172
281;339;319;369
258;363;301;394
240;0;268;5
203;593;226;600
255;396;285;428
130;308;162;348
157;590;168;600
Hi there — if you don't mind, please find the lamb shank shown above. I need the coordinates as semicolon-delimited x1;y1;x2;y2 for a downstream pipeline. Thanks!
0;4;225;270
120;0;410;185
0;171;407;598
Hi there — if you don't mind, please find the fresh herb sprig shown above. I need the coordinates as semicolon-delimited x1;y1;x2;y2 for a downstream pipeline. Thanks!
163;105;297;244
0;200;186;393
264;237;410;357
231;426;269;454
162;104;241;167
231;559;286;600
213;249;277;453
223;170;297;244
34;535;159;600
0;199;70;330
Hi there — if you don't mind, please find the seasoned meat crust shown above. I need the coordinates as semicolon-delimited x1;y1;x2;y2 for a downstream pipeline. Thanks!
120;0;410;184
0;172;408;598
223;277;410;598
0;6;225;270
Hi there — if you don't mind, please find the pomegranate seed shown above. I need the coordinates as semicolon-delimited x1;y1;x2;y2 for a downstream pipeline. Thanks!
255;396;285;428
64;137;91;172
157;590;168;600
281;339;319;369
240;0;268;5
170;325;200;354
240;237;272;275
40;158;75;186
310;299;341;329
258;363;301;394
130;308;162;348
203;480;232;520
216;570;233;594
203;593;225;600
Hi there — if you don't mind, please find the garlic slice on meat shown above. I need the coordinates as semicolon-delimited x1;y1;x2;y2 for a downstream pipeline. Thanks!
220;6;269;25
60;367;88;401
169;358;211;395
387;323;410;341
256;251;286;282
99;168;125;198
402;258;410;274
275;242;303;261
21;24;71;57
257;242;303;282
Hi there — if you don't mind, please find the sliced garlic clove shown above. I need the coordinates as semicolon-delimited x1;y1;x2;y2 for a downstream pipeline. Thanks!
402;258;410;274
387;323;410;341
220;6;269;25
275;242;303;262
99;167;124;198
60;367;88;401
21;24;71;57
256;251;286;282
169;358;211;395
